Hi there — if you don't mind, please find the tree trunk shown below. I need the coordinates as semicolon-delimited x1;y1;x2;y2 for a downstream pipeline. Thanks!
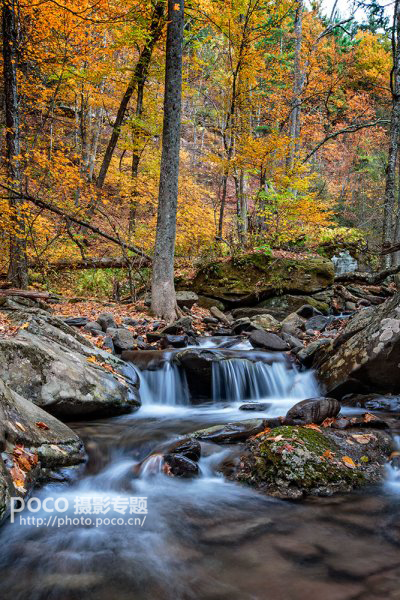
383;0;400;266
151;0;184;322
96;2;164;189
3;0;28;288
287;0;303;171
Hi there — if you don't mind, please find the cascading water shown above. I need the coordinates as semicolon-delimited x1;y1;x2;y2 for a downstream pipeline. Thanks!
2;337;399;600
212;357;319;404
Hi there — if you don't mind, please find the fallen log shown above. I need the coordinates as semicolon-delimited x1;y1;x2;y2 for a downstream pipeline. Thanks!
0;289;50;299
28;257;143;271
335;265;400;284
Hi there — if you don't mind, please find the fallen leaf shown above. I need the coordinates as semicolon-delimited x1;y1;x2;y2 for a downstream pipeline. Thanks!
253;427;271;439
19;322;30;330
321;417;336;428
87;355;97;363
322;449;334;460
303;424;321;431
342;456;356;469
15;422;26;432
351;433;374;444
35;421;49;430
266;434;284;442
363;413;378;423
390;451;400;460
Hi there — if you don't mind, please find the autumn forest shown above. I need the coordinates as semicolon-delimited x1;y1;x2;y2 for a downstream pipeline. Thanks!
0;0;398;313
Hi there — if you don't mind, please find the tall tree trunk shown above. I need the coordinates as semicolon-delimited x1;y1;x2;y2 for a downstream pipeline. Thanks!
383;0;400;266
151;0;184;322
287;0;303;171
96;2;164;189
3;0;28;288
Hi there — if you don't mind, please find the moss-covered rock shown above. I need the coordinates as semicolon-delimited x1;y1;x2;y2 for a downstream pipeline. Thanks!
192;254;334;307
257;294;330;319
236;425;393;499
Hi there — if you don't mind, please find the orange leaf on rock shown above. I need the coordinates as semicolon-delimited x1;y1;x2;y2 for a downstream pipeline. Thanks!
342;456;356;469
36;421;49;430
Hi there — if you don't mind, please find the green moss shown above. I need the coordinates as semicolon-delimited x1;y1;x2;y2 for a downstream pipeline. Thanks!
243;425;365;495
192;253;334;301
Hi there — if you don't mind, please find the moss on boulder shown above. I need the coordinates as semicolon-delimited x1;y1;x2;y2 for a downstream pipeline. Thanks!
192;254;334;307
236;425;393;499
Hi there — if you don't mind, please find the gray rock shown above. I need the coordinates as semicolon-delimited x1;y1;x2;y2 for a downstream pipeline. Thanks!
197;296;225;311
249;330;288;351
64;316;89;327
165;438;201;462
83;321;103;336
97;312;116;332
297;339;331;367
163;454;199;478
239;402;271;411
176;291;199;309
0;311;139;418
160;334;189;349
297;304;323;319
282;332;304;350
318;295;400;395
191;419;265;443
232;317;254;334
250;314;280;331
106;327;135;352
162;316;193;334
0;378;85;522
281;312;306;337
285;397;341;425
210;306;233;325
203;316;219;325
306;315;331;332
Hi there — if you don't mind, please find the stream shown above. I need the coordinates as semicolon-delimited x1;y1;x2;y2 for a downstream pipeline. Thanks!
1;338;400;600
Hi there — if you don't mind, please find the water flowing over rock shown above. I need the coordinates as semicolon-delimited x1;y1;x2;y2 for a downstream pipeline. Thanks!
317;293;400;396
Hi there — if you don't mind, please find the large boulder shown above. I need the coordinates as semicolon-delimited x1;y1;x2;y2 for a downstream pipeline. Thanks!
0;378;85;522
192;254;334;308
257;294;330;319
0;310;140;418
318;294;400;396
284;397;341;425
237;424;394;499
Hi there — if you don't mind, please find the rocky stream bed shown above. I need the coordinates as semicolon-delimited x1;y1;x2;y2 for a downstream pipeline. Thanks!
1;254;400;599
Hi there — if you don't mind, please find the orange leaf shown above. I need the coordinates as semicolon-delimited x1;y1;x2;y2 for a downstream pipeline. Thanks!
303;424;321;431
36;421;49;430
342;456;356;469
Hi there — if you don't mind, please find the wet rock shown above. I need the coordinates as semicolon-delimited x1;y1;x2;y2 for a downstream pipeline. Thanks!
106;327;135;353
176;291;198;309
249;330;288;351
282;332;304;350
174;349;217;399
63;316;89;328
232;317;255;334
285;397;341;425
122;350;167;371
297;304;323;319
165;438;201;461
123;317;138;326
306;315;331;332
281;312;306;337
239;402;271;411
97;312;116;332
237;425;394;499
297;339;331;367
318;293;400;395
203;316;219;325
163;453;199;478
342;393;400;412
83;321;103;337
162;316;193;335
213;328;233;336
0;311;139;418
146;332;163;343
160;334;188;349
0;378;85;522
191;419;265;443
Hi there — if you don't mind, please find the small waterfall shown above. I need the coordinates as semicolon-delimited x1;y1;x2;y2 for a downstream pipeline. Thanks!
139;454;165;477
212;358;319;402
386;436;400;493
139;362;190;406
